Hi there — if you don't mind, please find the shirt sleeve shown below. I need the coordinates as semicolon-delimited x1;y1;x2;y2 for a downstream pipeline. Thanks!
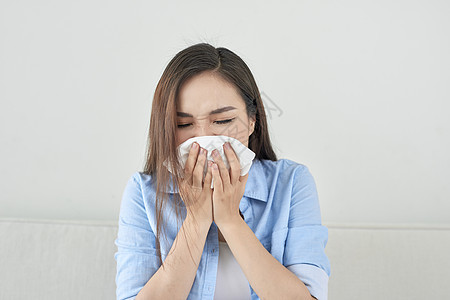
114;173;161;300
283;165;331;300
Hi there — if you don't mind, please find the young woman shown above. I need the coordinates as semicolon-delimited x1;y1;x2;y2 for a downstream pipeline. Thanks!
115;43;330;300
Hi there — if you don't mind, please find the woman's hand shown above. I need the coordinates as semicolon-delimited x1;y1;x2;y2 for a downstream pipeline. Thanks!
210;142;249;228
178;142;214;227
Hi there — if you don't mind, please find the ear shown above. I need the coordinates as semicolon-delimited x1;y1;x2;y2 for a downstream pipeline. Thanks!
249;117;256;136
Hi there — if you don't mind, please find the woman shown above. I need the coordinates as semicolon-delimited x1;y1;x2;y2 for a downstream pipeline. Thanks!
115;43;330;300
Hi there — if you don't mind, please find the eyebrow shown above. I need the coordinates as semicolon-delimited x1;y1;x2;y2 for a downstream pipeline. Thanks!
176;106;237;117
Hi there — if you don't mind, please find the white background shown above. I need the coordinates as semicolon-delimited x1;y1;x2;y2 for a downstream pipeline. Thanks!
1;0;449;226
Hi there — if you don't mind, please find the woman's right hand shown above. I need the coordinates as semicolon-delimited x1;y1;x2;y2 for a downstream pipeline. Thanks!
178;142;214;227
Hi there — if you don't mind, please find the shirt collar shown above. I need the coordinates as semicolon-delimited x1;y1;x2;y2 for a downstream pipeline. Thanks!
165;158;268;202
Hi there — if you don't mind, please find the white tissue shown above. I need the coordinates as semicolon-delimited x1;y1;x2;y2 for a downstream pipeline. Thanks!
163;135;256;188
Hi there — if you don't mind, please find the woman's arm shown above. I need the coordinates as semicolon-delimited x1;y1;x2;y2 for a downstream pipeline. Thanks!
219;216;316;300
136;215;210;300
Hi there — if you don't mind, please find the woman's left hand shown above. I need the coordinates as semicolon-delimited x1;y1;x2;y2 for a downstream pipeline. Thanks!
210;142;249;228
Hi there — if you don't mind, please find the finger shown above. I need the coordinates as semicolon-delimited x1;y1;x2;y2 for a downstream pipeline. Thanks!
223;142;241;185
204;160;213;190
192;147;207;188
184;142;200;184
211;162;223;192
212;149;231;187
239;172;249;183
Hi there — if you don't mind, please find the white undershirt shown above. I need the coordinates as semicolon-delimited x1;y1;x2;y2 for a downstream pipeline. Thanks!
214;241;251;300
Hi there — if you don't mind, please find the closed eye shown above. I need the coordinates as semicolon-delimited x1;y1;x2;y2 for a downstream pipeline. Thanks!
215;118;235;125
177;118;235;128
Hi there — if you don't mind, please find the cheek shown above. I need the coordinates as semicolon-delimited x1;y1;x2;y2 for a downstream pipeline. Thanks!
175;132;183;146
176;131;189;147
236;123;251;139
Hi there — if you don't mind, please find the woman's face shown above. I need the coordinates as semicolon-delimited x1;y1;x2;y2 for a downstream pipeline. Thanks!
176;71;255;148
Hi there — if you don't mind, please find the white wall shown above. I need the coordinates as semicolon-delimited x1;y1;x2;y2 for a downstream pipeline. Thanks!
1;0;449;226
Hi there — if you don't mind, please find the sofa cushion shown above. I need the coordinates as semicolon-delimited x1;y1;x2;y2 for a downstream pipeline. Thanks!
1;219;449;299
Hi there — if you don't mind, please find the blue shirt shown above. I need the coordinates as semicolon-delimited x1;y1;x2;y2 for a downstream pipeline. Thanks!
115;158;331;300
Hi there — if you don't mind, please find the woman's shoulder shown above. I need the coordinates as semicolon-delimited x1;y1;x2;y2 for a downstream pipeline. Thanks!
125;171;153;185
134;171;154;182
123;171;158;196
257;158;310;176
251;158;314;191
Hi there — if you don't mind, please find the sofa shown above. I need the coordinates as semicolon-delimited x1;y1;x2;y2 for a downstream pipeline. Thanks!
1;218;449;299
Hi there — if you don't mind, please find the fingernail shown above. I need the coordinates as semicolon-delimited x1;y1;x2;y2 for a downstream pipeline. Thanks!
192;142;198;149
224;142;231;149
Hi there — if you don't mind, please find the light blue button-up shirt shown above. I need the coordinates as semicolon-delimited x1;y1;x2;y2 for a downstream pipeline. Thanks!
115;158;331;300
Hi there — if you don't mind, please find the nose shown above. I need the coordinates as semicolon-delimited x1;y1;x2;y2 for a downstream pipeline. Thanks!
192;122;215;138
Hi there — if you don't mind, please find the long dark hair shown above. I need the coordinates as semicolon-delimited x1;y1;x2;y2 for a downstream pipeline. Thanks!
143;42;277;268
